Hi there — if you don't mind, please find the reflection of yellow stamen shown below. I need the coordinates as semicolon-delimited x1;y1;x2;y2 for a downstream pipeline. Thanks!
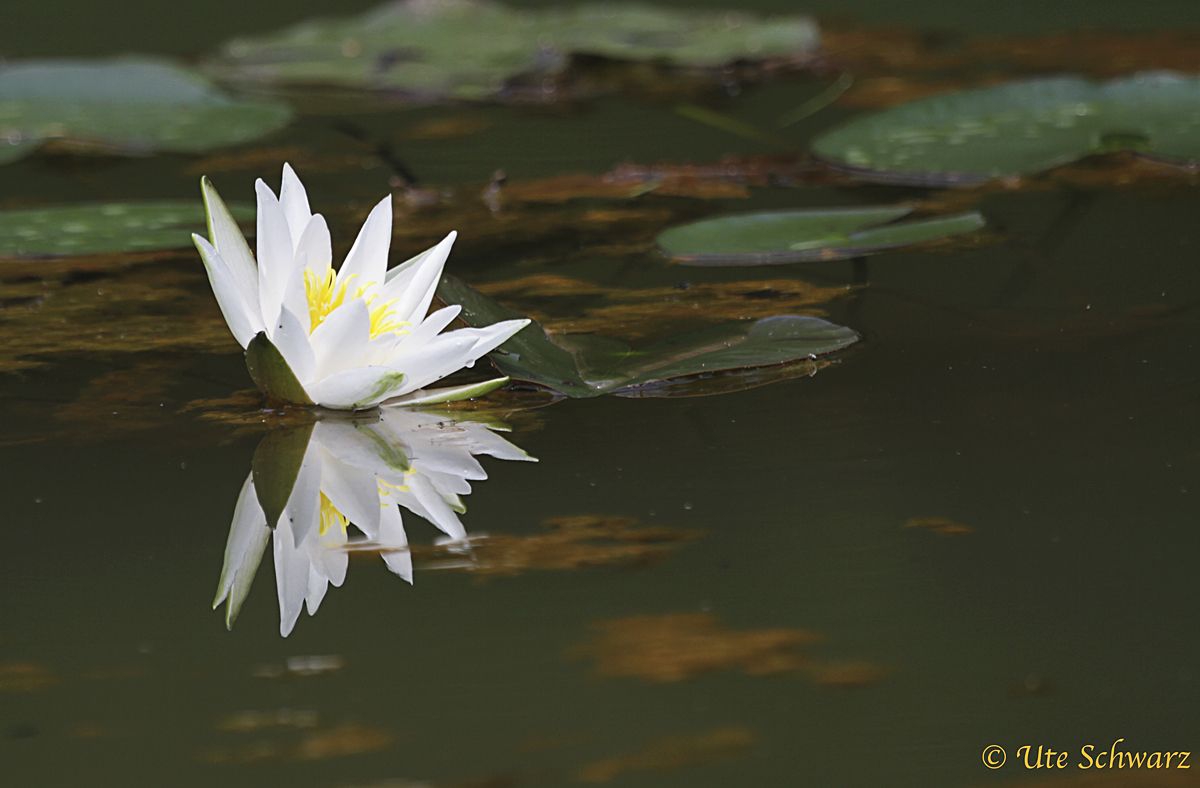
318;492;349;536
379;470;417;494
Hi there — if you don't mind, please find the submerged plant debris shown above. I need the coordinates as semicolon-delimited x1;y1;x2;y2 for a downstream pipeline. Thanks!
903;516;974;536
576;727;755;783
813;72;1200;185
0;264;233;372
0;58;291;165
572;613;886;686
413;515;702;576
657;205;986;265
208;0;819;100
476;274;853;337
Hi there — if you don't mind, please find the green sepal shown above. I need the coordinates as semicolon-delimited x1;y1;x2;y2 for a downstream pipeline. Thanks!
244;331;314;406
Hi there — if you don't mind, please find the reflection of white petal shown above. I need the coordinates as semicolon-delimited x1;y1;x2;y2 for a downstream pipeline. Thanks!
192;235;260;348
339;196;392;287
407;472;467;541
255;179;294;327
279;163;313;245
273;526;310;637
314;420;410;478
305;565;329;616
282;441;322;547
319;448;382;538
213;474;270;628
377;505;413;583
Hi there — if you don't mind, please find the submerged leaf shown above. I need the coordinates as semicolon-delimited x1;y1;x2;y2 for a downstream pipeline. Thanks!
438;275;859;398
0;200;252;258
813;72;1200;185
0;58;291;164
658;206;985;265
208;0;818;100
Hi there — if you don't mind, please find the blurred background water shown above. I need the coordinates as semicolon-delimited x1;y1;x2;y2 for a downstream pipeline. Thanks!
1;0;1198;786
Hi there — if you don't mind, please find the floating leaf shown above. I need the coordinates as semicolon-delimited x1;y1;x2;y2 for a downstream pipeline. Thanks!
209;0;818;100
0;200;252;258
438;275;859;398
0;58;292;164
813;72;1200;185
657;206;985;265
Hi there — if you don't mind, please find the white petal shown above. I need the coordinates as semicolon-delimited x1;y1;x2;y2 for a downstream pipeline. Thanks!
192;234;261;348
279;163;313;246
309;299;371;381
398;304;461;348
382;232;455;324
280;265;311;335
200;177;257;300
294;214;332;278
255;179;295;327
383;332;492;396
339;195;393;287
267;306;317;387
380;376;508;408
463;318;531;356
309;365;411;410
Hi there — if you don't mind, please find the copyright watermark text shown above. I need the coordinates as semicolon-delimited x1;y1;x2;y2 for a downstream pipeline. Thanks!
981;739;1191;771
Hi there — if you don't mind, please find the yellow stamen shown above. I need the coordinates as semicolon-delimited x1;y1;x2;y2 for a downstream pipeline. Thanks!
304;268;411;339
304;268;352;332
318;492;349;536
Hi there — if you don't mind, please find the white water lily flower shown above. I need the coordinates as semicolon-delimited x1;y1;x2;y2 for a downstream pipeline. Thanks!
213;408;536;636
192;164;530;410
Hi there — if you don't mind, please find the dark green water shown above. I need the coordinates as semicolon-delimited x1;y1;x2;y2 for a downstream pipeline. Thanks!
3;2;1199;787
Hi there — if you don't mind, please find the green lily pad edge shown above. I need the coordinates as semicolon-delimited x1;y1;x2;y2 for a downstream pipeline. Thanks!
0;200;254;259
813;71;1200;186
657;205;986;266
0;57;292;166
438;275;860;398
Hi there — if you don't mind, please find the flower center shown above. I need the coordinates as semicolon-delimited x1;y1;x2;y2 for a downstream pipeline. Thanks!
318;492;349;537
303;268;410;339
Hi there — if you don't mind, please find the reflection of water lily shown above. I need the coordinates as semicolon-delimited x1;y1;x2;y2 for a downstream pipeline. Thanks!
192;164;530;410
213;409;535;636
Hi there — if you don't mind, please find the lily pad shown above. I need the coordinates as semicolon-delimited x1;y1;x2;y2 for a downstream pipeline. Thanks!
657;206;985;265
812;72;1200;185
0;58;292;164
438;275;858;398
209;0;818;100
0;200;253;258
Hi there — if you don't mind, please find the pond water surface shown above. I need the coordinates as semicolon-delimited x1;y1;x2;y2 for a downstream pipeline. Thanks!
2;1;1199;786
